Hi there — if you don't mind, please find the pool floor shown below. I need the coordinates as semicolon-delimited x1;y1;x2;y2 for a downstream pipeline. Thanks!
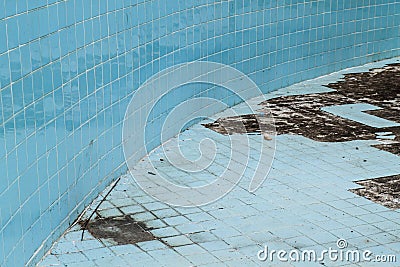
38;58;400;267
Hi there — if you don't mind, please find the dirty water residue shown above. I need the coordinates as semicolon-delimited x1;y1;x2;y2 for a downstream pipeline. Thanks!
79;216;156;245
350;175;400;209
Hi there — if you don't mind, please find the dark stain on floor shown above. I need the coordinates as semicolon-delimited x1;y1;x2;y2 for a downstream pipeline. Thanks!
373;143;400;156
203;63;400;208
204;63;400;144
350;175;400;209
79;216;156;245
202;114;275;135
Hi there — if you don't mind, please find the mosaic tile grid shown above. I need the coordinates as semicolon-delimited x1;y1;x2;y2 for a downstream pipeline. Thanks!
0;0;399;266
39;57;400;267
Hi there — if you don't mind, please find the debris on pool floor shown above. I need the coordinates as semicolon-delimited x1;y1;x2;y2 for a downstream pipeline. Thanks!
38;59;400;267
350;175;400;209
79;216;156;245
205;63;400;143
204;63;400;209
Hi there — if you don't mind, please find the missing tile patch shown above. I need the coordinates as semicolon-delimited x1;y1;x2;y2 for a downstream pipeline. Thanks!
204;63;400;144
373;143;400;156
350;175;400;209
202;114;271;135
204;64;400;208
79;216;156;245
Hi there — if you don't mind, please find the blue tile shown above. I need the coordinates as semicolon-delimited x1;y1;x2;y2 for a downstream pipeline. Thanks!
2;209;23;257
0;0;4;20
4;0;16;18
29;41;41;71
19;45;31;77
0;53;10;87
27;0;42;11
9;48;21;82
39;38;51;66
2;1;400;266
0;21;7;53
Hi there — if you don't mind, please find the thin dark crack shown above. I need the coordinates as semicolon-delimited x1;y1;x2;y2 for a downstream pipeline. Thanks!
81;177;121;241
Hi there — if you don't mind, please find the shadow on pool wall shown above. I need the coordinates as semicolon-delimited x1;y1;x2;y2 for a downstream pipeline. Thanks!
0;0;399;266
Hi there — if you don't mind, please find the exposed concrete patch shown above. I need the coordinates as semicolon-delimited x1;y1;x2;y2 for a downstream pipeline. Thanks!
202;114;272;135
373;143;400;156
204;63;400;144
350;175;400;209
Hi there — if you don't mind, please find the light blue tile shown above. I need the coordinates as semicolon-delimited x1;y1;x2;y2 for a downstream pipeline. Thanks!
37;254;61;267
121;252;154;264
174;244;207;256
322;104;400;128
150;227;180;238
109;244;142;256
76;239;104;251
57;252;88;264
162;235;193;247
136;240;167;251
83;247;115;260
186;253;220;265
199;240;231;252
94;257;125;267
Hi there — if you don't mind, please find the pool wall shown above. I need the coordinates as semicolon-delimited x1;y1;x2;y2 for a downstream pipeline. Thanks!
0;0;399;266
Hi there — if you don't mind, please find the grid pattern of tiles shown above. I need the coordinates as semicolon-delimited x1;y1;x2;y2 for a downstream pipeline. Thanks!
38;57;400;267
0;0;400;266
